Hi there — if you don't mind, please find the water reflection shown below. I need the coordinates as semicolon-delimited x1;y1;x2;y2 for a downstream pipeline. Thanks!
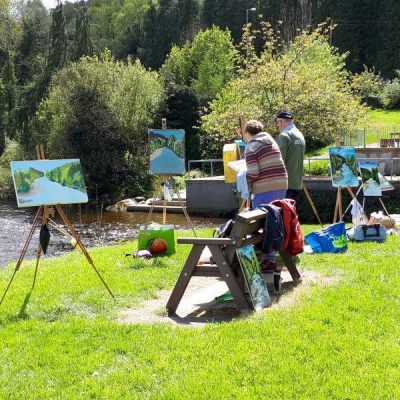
0;202;224;268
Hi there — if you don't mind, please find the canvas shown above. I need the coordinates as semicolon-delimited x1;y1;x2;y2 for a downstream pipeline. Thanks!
378;172;394;192
11;159;88;208
359;161;382;197
149;129;185;175
329;147;359;187
235;245;271;310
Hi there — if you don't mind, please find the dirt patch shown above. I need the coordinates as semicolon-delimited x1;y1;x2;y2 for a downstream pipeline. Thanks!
118;269;338;327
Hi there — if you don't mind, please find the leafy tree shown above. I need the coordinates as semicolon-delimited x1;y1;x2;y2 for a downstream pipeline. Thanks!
0;79;6;154
162;26;236;103
17;3;68;147
73;6;94;61
140;0;200;69
14;0;49;85
201;24;368;157
33;52;164;201
164;85;200;162
2;50;17;139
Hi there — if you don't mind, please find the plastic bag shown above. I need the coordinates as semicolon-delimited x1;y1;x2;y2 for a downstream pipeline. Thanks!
304;222;347;253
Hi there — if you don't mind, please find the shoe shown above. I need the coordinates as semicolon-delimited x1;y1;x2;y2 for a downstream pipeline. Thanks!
260;259;277;273
273;271;282;293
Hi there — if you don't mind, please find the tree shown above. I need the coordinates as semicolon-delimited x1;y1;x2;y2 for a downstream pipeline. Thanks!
33;52;164;201
74;6;94;60
17;3;68;147
2;50;17;139
0;79;6;154
14;0;49;85
161;26;236;103
201;24;368;158
140;0;200;69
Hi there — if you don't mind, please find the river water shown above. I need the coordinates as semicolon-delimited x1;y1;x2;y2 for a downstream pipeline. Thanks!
0;202;224;268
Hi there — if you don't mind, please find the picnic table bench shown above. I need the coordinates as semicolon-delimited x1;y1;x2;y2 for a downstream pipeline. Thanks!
166;209;301;313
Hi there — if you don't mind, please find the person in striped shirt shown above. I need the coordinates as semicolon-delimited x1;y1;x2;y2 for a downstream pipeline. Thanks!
244;120;288;210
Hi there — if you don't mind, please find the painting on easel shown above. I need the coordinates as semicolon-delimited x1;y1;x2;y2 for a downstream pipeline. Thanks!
236;245;271;310
329;147;359;187
359;161;382;197
149;129;185;175
11;159;88;208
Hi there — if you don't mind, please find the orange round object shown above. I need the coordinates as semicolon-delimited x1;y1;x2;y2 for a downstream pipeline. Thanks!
149;238;168;255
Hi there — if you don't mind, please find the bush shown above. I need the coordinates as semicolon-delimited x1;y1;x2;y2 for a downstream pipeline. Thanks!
380;72;400;109
33;52;164;203
201;24;368;158
0;140;26;199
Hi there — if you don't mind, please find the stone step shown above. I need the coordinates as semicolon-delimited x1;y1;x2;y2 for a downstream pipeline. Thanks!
127;204;185;214
151;200;185;207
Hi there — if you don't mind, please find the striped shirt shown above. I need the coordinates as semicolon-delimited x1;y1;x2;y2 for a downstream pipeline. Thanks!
245;132;288;195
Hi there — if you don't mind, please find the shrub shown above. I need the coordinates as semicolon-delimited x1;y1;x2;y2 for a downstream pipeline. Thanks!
380;71;400;109
33;52;164;203
201;24;368;158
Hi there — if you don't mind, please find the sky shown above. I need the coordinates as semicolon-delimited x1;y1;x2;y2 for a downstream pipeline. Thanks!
41;0;80;10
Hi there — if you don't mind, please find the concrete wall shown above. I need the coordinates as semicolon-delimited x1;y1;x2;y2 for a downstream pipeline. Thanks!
186;177;239;217
186;175;400;218
356;148;400;175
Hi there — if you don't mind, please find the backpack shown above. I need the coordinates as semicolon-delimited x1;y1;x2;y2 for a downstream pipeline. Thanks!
214;219;234;238
257;204;285;253
271;199;304;256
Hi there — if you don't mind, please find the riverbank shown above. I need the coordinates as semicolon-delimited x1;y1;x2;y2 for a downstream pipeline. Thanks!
0;228;399;398
0;202;224;268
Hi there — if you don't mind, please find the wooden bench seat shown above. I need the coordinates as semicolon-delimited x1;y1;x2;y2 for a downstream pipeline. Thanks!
166;209;301;313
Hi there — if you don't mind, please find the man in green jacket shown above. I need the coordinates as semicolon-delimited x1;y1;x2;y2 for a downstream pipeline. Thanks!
275;110;306;207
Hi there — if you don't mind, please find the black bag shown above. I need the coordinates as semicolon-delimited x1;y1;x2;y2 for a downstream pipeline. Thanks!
214;219;234;238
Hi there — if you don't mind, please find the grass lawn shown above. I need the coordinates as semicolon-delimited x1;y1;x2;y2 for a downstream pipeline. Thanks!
0;227;399;399
367;109;400;126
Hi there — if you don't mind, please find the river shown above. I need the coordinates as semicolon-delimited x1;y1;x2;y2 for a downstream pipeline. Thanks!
0;202;224;268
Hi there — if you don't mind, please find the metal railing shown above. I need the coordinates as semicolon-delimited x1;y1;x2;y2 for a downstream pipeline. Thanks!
188;159;223;177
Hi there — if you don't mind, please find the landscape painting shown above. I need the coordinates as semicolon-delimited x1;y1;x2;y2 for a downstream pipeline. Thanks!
149;129;185;175
236;245;271;310
329;147;359;187
11;159;88;208
359;161;382;197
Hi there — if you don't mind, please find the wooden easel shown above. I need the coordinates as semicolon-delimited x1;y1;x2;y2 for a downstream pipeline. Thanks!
144;119;197;236
0;146;114;308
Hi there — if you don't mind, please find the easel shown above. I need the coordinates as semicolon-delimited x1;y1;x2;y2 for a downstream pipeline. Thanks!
302;184;324;227
0;146;114;308
144;119;197;236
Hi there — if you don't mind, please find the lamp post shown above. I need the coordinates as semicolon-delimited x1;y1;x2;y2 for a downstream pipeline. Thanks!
246;7;256;26
246;7;256;58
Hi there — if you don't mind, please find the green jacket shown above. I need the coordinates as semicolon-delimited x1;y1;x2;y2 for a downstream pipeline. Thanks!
276;124;305;190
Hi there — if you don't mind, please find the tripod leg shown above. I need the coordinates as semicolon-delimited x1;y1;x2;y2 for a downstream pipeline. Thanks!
303;184;323;227
55;205;114;299
173;184;197;237
0;206;43;307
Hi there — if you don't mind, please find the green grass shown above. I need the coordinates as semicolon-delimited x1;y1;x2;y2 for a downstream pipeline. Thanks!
0;227;399;399
367;109;400;125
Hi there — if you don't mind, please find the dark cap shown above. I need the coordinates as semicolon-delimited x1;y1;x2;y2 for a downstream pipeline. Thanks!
276;109;293;120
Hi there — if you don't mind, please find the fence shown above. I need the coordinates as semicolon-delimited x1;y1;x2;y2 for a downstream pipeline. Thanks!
338;125;400;147
188;159;223;177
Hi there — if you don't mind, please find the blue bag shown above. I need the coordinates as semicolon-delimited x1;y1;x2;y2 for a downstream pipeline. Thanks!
304;222;347;253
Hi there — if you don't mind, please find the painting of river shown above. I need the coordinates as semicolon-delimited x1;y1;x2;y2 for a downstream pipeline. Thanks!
11;159;88;208
359;161;382;197
236;245;271;310
329;147;359;187
149;129;185;175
